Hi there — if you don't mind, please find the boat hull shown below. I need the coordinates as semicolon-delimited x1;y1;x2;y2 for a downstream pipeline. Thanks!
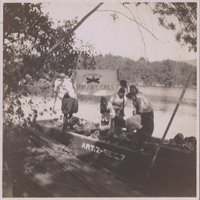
32;119;196;197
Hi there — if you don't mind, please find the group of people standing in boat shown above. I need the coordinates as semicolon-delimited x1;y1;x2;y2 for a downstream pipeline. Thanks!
98;80;154;151
53;69;154;151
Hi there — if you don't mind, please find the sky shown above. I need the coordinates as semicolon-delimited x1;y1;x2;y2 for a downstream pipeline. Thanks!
41;2;197;62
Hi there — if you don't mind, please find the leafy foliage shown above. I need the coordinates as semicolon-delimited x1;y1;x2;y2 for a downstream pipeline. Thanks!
3;3;96;98
94;54;196;87
3;3;197;138
3;3;96;134
109;2;197;53
152;2;197;52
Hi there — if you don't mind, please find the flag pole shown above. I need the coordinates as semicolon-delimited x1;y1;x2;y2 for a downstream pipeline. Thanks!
143;72;193;185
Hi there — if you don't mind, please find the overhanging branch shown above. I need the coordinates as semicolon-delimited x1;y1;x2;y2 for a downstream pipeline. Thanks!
45;3;104;57
98;9;163;44
122;3;147;59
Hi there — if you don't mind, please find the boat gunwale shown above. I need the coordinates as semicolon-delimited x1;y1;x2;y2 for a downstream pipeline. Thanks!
35;119;196;157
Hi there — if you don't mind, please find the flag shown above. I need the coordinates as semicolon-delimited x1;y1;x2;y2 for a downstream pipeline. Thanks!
75;70;118;96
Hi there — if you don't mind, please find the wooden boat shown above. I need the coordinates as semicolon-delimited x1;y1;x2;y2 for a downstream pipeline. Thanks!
29;118;196;197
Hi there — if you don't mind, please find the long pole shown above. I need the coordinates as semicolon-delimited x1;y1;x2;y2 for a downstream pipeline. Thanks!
52;94;58;114
46;3;104;56
144;72;193;184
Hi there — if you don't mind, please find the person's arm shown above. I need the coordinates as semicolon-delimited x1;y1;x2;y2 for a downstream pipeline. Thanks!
126;83;130;93
109;95;114;104
110;95;121;110
97;103;103;128
136;97;144;114
61;98;68;114
53;81;56;93
97;103;102;116
124;96;127;107
107;102;115;118
54;79;61;93
132;102;137;115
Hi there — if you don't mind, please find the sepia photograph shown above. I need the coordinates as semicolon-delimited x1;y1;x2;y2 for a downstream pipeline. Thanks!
2;0;199;198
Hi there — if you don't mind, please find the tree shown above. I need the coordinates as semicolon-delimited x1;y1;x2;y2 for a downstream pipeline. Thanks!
152;2;197;52
3;3;104;136
105;2;197;56
3;3;103;98
3;3;78;96
138;57;146;65
3;2;197;137
93;54;196;87
160;60;174;87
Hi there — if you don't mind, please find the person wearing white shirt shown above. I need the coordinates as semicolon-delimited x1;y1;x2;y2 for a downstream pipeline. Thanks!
101;88;127;142
60;70;77;99
97;97;115;130
109;87;127;121
53;73;66;118
60;70;79;130
127;85;154;151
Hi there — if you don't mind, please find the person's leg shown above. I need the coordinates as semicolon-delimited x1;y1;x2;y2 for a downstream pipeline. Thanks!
102;118;115;142
129;131;139;149
115;116;124;129
72;98;79;113
68;97;79;120
137;132;148;151
62;114;68;130
137;112;154;151
68;112;73;119
117;110;125;128
142;111;154;136
102;130;114;142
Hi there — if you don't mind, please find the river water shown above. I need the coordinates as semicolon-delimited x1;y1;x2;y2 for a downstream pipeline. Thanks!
76;86;197;140
139;86;197;139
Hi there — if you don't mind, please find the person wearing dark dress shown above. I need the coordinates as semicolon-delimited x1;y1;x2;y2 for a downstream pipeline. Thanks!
61;70;78;130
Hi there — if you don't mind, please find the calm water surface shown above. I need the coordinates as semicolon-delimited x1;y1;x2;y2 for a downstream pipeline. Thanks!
77;86;197;140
